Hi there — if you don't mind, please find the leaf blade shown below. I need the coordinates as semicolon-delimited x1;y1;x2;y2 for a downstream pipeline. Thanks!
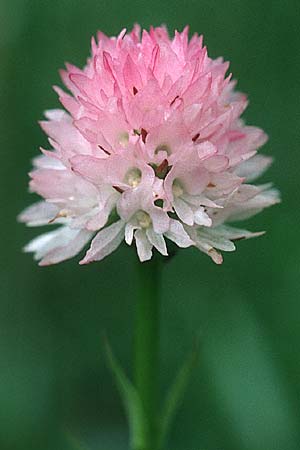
104;338;149;450
158;344;199;449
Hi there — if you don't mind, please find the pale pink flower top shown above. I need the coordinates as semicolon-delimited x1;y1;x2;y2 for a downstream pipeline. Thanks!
19;25;279;265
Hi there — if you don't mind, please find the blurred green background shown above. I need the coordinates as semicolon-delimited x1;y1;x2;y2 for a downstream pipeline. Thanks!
1;0;300;449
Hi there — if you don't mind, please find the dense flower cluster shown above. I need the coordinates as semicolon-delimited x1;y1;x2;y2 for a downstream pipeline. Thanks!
19;25;279;265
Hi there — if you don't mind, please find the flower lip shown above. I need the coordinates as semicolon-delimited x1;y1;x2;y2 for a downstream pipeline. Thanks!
155;144;171;155
172;179;184;198
118;132;129;147
124;168;142;187
136;211;152;229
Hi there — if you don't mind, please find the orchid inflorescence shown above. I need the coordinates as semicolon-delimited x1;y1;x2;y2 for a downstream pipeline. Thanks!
19;25;279;265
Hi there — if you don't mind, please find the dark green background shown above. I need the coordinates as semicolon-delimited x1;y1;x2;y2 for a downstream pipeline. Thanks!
1;1;300;449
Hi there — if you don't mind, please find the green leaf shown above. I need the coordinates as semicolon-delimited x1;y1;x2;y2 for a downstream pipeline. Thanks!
104;338;149;450
157;343;199;450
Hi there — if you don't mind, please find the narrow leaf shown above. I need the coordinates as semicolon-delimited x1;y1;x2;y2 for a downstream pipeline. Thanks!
104;338;149;450
158;343;199;449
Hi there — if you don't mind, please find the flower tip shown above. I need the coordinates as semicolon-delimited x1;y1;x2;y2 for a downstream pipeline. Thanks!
117;28;127;41
208;248;223;265
52;85;62;96
255;230;266;238
38;259;50;267
58;68;66;78
17;212;25;224
79;256;90;265
22;244;29;253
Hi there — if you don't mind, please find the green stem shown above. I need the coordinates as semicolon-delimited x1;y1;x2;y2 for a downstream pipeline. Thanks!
134;258;161;450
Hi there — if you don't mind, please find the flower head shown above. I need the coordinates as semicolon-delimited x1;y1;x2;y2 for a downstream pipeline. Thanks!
19;25;279;265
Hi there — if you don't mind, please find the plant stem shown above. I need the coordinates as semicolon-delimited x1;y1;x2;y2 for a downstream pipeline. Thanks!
134;257;161;450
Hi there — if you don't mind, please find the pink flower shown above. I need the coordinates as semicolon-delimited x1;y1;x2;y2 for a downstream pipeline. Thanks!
19;25;279;265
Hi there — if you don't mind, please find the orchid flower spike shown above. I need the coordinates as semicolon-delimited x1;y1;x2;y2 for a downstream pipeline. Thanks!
19;25;279;265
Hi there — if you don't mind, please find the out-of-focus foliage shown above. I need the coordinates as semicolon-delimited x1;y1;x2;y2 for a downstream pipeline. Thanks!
0;1;299;449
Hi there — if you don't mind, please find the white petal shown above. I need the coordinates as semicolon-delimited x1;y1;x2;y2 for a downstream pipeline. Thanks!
33;154;65;170
173;197;194;225
44;109;68;121
207;248;223;264
69;208;102;230
196;228;236;252
182;193;223;208
117;186;144;221
234;155;273;181
186;227;224;264
40;230;93;265
203;155;229;173
80;220;125;264
125;222;137;245
25;226;93;265
135;229;153;262
215;225;265;240
24;231;58;257
146;228;168;256
149;207;170;234
230;184;261;203
18;201;59;226
85;208;110;231
228;187;280;221
194;207;212;226
165;219;193;248
196;141;217;160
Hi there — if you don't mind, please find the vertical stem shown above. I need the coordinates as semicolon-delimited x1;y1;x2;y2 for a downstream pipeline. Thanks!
135;258;160;450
